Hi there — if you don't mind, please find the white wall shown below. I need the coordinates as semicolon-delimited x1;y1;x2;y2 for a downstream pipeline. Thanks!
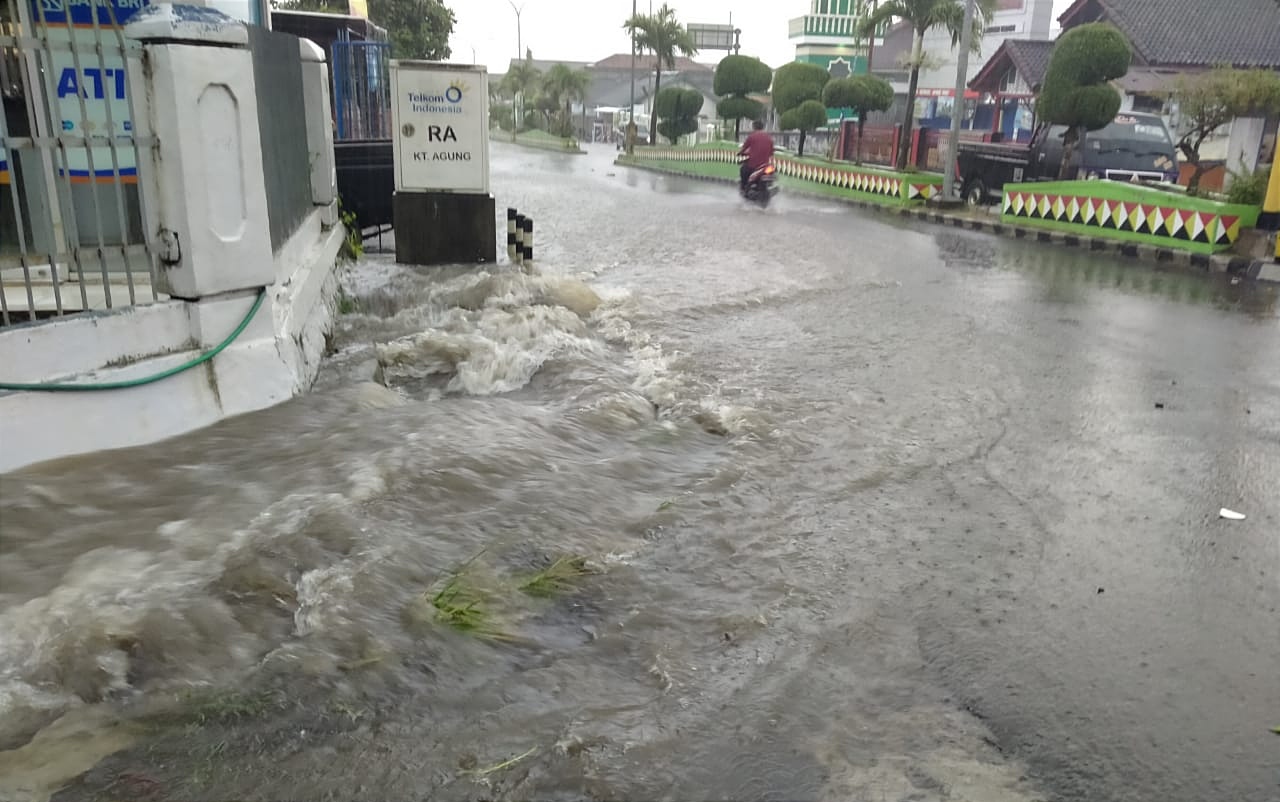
0;5;343;474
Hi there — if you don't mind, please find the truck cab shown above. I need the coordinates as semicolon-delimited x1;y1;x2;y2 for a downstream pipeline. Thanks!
957;112;1179;205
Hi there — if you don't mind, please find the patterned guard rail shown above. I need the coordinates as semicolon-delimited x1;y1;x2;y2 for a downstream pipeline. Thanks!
629;145;942;206
1002;180;1260;255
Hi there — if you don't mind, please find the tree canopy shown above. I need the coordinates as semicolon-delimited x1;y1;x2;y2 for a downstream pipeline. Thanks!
1173;67;1280;193
274;0;454;59
714;55;772;138
543;63;592;137
772;62;830;117
823;75;895;163
624;3;697;145
654;86;703;143
1037;22;1130;178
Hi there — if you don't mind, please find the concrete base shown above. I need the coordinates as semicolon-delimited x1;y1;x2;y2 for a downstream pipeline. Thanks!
0;207;345;474
394;191;496;266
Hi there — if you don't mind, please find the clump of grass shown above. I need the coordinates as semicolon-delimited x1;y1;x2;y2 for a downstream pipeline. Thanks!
424;551;512;640
519;556;590;598
335;286;360;315
183;690;277;724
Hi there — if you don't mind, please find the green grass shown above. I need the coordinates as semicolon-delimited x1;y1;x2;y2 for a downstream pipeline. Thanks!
423;551;513;639
519;556;590;598
335;287;359;315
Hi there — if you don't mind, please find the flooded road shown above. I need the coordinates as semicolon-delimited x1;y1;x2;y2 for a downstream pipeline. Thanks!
2;143;1278;802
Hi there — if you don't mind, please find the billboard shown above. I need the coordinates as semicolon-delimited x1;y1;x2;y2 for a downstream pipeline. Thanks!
390;62;490;193
687;23;738;51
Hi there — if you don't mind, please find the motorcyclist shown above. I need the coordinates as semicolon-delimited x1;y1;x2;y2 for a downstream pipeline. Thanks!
738;119;774;195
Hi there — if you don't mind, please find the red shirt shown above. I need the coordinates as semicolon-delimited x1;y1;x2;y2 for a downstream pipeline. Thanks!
741;130;775;170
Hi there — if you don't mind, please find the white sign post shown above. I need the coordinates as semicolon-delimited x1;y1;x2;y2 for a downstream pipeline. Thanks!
391;61;489;193
390;60;495;264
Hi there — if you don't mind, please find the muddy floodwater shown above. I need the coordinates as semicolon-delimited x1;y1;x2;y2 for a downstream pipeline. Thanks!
1;144;1278;802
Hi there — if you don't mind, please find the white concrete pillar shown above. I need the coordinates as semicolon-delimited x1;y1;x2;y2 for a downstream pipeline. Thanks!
125;4;273;300
299;37;338;227
1225;116;1265;189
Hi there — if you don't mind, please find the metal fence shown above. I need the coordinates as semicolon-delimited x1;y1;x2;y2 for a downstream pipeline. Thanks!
0;0;157;327
249;26;312;252
332;40;390;142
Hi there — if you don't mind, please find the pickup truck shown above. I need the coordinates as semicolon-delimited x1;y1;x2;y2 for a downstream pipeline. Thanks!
955;112;1180;205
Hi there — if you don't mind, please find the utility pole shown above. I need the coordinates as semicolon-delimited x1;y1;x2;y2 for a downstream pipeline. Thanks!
508;0;526;138
627;0;637;154
941;0;975;203
507;0;524;59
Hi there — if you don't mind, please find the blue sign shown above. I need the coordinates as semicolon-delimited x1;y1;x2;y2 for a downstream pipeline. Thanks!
30;0;150;28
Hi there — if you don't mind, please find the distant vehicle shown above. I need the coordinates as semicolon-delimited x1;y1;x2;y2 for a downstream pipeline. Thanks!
955;112;1180;205
615;124;650;150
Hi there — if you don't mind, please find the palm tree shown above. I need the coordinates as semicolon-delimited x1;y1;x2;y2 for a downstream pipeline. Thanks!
543;63;592;138
623;3;698;145
500;49;542;135
859;0;994;170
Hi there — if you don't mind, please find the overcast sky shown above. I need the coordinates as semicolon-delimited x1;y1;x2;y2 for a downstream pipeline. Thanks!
449;0;1077;73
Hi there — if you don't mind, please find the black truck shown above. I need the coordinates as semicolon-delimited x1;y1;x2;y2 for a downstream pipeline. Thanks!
955;112;1180;205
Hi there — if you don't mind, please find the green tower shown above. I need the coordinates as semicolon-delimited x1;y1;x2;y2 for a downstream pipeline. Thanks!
788;0;876;76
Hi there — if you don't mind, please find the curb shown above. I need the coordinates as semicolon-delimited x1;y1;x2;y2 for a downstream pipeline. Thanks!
492;134;585;155
616;158;1279;285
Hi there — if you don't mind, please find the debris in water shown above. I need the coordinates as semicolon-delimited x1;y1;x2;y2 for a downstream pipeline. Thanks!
1097;587;1105;594
519;555;590;597
1218;508;1246;521
459;746;537;777
1154;402;1165;409
1271;726;1280;735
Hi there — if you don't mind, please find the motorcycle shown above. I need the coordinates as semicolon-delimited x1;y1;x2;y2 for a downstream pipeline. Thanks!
740;160;779;208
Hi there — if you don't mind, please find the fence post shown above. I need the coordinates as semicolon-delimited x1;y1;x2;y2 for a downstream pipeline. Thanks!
522;217;533;267
299;37;337;227
513;213;526;266
125;5;273;299
507;208;518;263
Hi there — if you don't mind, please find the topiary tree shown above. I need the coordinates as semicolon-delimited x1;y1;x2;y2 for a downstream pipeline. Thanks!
1037;22;1131;180
779;100;830;158
654;87;703;144
1172;67;1280;194
714;55;773;140
773;62;831;158
823;75;895;164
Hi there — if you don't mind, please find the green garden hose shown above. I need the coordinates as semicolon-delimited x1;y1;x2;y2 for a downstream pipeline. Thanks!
0;289;267;393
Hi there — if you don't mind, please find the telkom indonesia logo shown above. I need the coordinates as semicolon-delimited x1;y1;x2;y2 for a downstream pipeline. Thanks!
445;79;468;103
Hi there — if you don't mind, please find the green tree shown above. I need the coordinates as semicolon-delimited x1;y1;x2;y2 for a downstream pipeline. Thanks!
1172;67;1280;194
543;63;593;138
367;0;455;60
654;86;703;143
779;100;830;158
623;3;698;145
859;0;995;170
714;55;773;140
772;62;831;158
500;52;542;133
823;75;895;164
1037;22;1131;180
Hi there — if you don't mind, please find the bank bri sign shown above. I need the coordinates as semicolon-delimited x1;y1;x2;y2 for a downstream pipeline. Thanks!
31;0;150;27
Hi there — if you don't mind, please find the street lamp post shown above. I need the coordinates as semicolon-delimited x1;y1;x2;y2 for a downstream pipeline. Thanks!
627;0;637;155
507;0;524;59
942;0;976;203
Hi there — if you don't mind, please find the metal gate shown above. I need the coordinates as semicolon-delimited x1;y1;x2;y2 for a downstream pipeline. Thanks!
0;0;157;326
332;40;391;142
